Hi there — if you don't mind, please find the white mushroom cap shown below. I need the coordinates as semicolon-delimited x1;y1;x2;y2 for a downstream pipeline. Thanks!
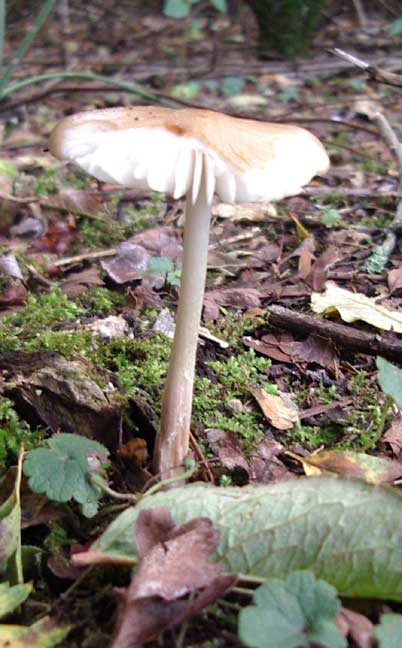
49;106;329;205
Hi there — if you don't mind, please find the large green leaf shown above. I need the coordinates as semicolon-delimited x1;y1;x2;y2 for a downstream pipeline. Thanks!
77;477;402;601
0;452;23;583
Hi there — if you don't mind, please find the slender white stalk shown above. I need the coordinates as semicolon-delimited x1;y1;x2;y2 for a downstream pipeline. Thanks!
153;158;211;477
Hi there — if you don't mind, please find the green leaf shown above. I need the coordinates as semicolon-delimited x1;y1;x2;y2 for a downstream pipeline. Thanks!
23;433;109;518
0;452;23;583
0;160;17;179
210;0;227;13
0;582;32;618
377;357;402;409
375;614;402;648
389;17;402;36
146;256;174;276
170;80;200;100
278;84;299;103
163;0;192;18
220;76;245;97
0;616;70;647
321;207;339;227
77;477;402;601
239;571;346;648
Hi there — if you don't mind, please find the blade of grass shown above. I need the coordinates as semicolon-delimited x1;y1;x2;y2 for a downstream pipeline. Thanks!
0;0;5;71
0;70;176;105
0;0;57;94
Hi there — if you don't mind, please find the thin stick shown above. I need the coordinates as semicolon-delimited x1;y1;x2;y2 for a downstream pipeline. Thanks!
331;47;402;90
51;247;117;267
0;71;175;104
364;111;402;269
352;0;367;29
0;0;57;94
0;0;5;72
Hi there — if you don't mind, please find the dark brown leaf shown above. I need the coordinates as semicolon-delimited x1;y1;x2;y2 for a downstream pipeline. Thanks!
203;288;261;322
111;509;237;648
61;267;104;297
206;429;249;475
388;267;402;295
381;415;402;457
46;188;105;217
101;242;150;284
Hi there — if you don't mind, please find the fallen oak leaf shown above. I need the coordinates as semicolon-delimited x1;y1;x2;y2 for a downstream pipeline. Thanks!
111;508;237;648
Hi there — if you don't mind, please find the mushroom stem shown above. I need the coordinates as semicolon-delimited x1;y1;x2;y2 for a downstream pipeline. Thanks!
153;162;211;478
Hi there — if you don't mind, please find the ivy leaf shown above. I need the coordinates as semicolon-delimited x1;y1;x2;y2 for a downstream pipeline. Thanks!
239;571;346;648
0;582;32;618
375;614;402;648
23;433;109;518
377;357;402;409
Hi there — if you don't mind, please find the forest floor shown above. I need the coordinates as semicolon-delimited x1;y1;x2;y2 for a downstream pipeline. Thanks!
1;2;402;647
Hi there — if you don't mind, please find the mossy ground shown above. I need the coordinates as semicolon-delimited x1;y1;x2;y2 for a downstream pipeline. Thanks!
0;281;387;468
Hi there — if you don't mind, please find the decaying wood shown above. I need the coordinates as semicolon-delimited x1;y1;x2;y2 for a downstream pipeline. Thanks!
266;304;402;364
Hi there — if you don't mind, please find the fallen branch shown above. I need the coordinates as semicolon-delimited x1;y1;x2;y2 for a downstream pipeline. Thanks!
266;304;402;364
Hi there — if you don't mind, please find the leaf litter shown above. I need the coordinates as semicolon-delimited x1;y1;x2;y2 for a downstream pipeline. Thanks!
2;2;402;646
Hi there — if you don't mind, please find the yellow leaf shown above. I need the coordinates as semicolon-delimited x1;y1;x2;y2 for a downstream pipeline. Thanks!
311;281;402;333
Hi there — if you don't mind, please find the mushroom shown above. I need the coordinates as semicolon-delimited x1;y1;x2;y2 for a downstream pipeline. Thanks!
49;106;329;478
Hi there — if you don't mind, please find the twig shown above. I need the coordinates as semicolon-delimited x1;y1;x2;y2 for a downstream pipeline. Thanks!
0;71;175;104
189;430;215;482
352;0;368;29
91;475;139;503
266;304;402;364
51;248;117;267
363;111;402;270
331;48;402;90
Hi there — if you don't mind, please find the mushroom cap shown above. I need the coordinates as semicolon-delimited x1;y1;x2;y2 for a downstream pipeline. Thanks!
49;106;329;205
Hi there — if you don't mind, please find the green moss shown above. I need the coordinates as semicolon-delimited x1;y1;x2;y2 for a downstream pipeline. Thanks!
33;167;60;196
43;521;74;560
291;420;341;450
288;371;387;452
77;286;126;315
0;288;84;351
193;349;273;449
0;397;44;471
208;312;268;346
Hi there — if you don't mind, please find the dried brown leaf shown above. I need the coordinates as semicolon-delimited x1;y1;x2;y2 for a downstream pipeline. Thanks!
388;267;402;295
111;508;236;648
250;387;298;430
